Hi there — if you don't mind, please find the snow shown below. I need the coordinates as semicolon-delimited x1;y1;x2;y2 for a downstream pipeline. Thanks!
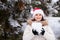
24;0;31;4
45;17;60;38
8;15;21;27
0;25;2;26
50;0;59;6
32;22;42;34
21;22;27;32
46;0;59;16
51;0;59;4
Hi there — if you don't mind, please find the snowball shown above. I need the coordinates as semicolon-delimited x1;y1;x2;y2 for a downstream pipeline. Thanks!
32;22;42;34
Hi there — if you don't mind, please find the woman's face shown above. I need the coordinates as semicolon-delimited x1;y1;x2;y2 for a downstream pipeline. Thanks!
34;14;42;21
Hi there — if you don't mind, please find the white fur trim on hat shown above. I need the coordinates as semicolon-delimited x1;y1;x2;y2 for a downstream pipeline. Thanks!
33;9;45;17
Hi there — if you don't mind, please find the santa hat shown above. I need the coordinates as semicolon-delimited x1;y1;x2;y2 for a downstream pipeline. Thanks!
31;7;45;18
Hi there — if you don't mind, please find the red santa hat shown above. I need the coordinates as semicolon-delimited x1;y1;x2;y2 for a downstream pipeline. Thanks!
31;7;45;18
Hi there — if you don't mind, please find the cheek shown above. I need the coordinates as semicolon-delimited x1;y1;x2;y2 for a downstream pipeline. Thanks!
39;16;42;19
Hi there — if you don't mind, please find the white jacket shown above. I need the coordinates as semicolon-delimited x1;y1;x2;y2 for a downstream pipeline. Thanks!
23;24;56;40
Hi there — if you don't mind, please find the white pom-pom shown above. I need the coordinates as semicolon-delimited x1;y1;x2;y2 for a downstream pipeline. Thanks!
53;9;58;14
30;8;34;14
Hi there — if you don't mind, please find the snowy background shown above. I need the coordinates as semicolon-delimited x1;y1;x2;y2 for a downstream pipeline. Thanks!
0;0;60;40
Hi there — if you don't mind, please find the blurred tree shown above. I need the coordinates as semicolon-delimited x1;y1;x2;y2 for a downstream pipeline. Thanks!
0;0;7;3
0;0;60;40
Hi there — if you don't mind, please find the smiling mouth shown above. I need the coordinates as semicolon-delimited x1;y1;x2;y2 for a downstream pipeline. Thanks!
37;18;40;19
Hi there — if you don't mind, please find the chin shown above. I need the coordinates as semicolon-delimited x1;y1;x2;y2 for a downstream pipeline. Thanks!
36;20;41;21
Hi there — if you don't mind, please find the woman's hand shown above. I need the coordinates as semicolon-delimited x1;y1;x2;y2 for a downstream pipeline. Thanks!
41;20;48;26
32;29;38;35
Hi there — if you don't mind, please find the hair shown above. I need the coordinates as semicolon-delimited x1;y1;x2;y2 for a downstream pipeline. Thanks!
32;16;45;21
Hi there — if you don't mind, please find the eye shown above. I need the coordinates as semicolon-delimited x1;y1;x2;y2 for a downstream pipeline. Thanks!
39;14;41;16
35;14;38;16
35;14;42;16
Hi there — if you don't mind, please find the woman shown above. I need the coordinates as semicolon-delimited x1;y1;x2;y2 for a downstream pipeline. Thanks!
23;8;56;40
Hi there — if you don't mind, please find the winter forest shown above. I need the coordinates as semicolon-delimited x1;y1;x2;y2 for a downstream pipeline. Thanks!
0;0;60;40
